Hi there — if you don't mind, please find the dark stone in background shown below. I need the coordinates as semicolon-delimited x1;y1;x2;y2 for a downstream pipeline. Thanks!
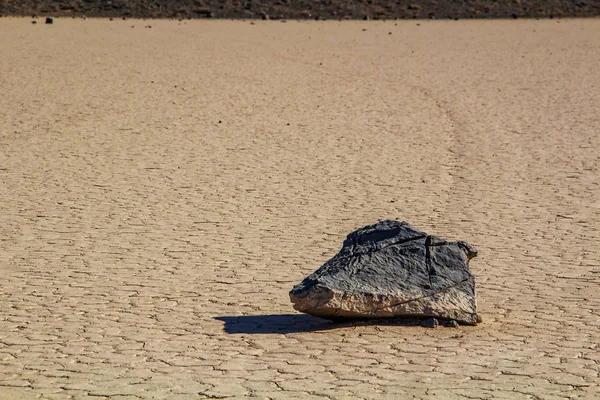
1;0;599;20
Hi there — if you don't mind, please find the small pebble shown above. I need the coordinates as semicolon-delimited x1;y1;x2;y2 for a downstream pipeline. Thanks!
446;319;460;328
420;317;439;328
45;17;53;24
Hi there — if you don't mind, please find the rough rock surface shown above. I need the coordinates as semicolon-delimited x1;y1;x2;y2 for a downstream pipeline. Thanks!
290;220;481;325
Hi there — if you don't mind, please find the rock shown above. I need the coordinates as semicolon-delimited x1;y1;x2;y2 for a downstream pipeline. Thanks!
445;319;460;328
290;220;480;325
45;17;53;24
420;317;439;328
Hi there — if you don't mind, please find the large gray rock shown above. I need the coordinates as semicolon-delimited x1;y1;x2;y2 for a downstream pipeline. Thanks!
290;220;481;325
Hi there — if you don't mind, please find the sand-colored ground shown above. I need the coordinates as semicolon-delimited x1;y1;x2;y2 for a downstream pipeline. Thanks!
1;17;599;399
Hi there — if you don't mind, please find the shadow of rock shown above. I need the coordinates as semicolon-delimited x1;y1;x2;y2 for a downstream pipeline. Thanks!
214;314;332;334
214;314;425;334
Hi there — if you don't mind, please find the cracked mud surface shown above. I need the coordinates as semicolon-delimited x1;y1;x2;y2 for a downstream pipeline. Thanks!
1;18;599;400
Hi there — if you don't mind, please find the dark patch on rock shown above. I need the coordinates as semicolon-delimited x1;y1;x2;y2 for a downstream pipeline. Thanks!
290;220;480;325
